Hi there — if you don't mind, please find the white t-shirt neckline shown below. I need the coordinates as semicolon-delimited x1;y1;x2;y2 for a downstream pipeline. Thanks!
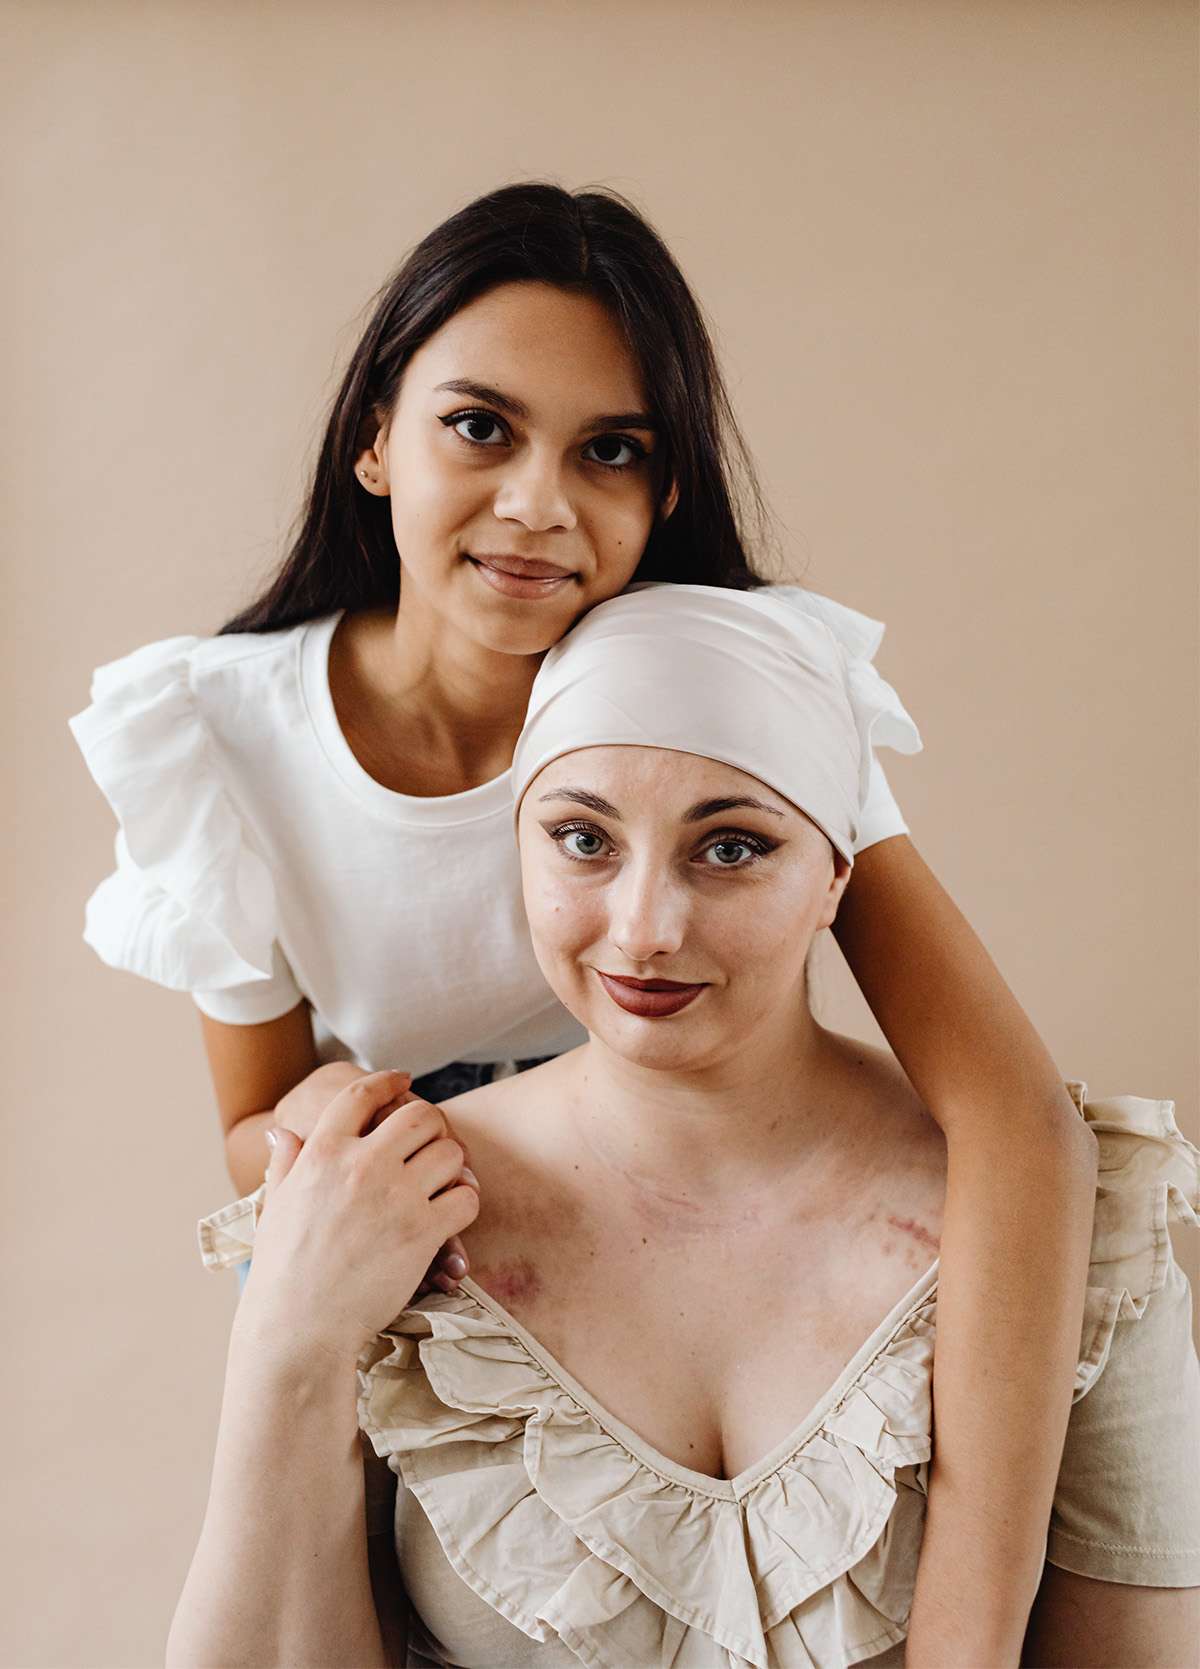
299;611;516;828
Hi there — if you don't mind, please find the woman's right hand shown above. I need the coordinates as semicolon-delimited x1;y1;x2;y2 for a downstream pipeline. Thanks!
239;1070;480;1363
273;1060;473;1296
273;1061;376;1141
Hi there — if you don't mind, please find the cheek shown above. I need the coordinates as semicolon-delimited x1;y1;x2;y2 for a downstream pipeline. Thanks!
391;430;480;521
706;878;820;982
521;855;602;957
585;489;657;582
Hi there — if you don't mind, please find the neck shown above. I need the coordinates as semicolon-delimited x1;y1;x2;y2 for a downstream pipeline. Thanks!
399;597;541;725
558;1002;855;1221
350;591;545;784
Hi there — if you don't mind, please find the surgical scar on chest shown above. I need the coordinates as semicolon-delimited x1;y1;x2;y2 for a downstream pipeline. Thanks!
470;1256;543;1307
884;1214;941;1256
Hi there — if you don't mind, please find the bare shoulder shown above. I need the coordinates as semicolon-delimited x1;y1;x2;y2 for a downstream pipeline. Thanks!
828;1032;945;1149
436;1052;572;1156
822;1031;948;1222
434;1054;582;1228
435;1057;587;1298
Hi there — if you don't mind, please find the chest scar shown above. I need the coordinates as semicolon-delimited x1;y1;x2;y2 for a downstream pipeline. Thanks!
885;1214;940;1254
472;1257;542;1307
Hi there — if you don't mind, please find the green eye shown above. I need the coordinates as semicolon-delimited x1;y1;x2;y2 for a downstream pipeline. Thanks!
548;821;612;861
706;840;754;866
696;831;776;869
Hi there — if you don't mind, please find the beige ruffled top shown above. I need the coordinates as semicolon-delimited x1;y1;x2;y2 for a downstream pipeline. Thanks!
199;1084;1200;1667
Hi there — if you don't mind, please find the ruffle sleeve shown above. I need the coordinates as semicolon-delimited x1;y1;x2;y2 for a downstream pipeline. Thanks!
69;637;295;1001
1067;1080;1200;1394
769;587;921;853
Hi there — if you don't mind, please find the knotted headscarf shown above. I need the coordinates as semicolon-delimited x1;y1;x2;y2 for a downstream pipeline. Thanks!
511;583;921;865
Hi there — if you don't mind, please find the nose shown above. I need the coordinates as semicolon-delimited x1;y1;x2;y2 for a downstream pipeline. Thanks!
607;857;688;965
492;446;578;534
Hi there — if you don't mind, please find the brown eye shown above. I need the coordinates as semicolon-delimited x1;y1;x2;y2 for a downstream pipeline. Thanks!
452;413;505;445
583;435;645;471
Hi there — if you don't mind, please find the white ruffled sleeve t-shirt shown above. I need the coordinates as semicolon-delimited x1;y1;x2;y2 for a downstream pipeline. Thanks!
69;588;916;1076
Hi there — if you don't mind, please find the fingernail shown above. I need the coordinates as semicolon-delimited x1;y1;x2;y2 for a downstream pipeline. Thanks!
265;1130;278;1151
445;1253;468;1278
460;1168;479;1190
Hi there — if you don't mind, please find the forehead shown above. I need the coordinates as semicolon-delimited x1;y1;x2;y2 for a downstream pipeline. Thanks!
406;281;647;407
526;745;798;821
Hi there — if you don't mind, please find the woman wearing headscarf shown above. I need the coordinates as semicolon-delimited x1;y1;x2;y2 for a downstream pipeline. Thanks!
170;586;1198;1667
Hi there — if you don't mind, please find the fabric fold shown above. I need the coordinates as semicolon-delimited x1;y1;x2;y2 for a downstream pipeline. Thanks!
197;1083;1199;1667
771;587;922;779
69;636;279;990
510;583;921;867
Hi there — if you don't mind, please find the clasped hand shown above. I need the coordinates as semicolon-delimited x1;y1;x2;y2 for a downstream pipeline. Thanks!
241;1069;481;1361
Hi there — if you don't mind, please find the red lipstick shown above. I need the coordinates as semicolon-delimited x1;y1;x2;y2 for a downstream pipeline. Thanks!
596;973;707;1018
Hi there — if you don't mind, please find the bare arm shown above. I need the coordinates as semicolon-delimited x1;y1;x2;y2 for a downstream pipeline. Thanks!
168;1072;477;1666
1022;1563;1200;1668
831;835;1099;1667
165;1313;390;1668
200;1003;323;1194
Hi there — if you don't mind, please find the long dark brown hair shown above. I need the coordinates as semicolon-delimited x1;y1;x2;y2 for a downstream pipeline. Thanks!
222;182;777;634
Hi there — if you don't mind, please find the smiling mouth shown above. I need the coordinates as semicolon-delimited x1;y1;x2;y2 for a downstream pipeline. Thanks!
466;553;576;600
471;553;573;579
595;972;708;1018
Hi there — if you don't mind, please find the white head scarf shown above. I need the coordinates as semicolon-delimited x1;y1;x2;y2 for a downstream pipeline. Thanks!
511;583;921;865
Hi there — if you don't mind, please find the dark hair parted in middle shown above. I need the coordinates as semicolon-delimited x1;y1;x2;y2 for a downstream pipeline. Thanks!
223;181;776;635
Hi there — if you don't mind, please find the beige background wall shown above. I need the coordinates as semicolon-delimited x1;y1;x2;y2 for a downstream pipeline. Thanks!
4;2;1196;1663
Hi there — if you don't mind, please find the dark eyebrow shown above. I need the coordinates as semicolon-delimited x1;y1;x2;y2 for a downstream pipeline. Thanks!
433;379;659;434
536;790;786;824
537;788;622;819
683;796;786;823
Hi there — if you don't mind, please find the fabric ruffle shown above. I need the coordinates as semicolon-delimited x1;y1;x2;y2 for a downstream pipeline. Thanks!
69;636;279;991
770;587;923;799
357;1298;929;1667
198;1182;266;1270
197;1085;1199;1667
1067;1081;1200;1395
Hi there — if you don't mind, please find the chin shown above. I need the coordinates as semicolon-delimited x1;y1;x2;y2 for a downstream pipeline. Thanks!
587;1013;729;1074
462;592;586;658
474;617;575;658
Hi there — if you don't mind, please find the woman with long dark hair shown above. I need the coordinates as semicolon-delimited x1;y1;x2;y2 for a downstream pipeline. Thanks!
73;182;1098;1661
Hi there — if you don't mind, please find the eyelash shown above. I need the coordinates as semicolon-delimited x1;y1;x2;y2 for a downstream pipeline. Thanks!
547;821;778;869
439;408;649;473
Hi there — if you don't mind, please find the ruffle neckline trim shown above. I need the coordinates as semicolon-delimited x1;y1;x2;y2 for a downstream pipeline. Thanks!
197;1085;1199;1667
350;1085;1198;1668
358;1285;935;1667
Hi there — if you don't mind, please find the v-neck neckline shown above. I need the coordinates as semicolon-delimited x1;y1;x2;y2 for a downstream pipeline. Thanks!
453;1260;939;1502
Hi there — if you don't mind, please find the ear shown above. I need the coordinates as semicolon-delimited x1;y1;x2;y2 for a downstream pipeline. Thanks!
659;477;679;521
816;850;852;932
354;414;391;496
